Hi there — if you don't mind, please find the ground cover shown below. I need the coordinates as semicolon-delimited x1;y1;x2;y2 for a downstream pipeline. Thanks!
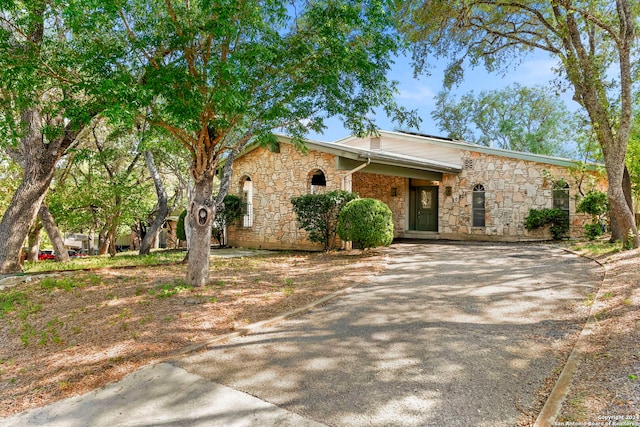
0;249;384;417
556;242;640;424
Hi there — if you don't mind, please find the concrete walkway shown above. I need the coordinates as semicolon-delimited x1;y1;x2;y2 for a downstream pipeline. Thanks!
2;242;603;427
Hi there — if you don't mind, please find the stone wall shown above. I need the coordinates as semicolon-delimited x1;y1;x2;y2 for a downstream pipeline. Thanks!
226;142;608;249
439;151;607;240
226;142;346;250
351;172;406;237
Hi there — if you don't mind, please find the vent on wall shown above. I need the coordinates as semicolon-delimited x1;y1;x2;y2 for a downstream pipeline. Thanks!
463;159;474;170
370;136;381;150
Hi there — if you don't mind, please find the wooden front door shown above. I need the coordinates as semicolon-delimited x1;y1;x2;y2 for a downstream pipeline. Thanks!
415;186;438;231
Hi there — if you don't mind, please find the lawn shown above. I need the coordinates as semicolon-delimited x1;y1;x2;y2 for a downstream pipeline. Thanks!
0;249;385;417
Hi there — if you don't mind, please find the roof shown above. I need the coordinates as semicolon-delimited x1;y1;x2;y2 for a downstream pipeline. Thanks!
335;130;602;170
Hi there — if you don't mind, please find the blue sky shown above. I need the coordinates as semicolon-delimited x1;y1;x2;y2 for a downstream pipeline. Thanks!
307;51;572;142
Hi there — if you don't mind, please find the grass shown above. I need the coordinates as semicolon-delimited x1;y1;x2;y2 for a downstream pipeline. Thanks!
567;240;623;257
23;249;186;273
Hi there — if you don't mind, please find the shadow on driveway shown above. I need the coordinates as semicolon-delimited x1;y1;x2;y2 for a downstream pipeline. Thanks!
180;241;603;427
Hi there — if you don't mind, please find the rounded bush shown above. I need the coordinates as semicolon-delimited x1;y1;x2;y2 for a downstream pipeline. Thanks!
337;198;394;249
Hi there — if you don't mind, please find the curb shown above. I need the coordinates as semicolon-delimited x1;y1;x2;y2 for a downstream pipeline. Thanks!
533;248;607;427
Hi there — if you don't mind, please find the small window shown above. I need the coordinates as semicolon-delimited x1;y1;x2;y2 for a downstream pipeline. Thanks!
241;176;253;227
472;184;485;227
553;182;570;217
310;169;327;194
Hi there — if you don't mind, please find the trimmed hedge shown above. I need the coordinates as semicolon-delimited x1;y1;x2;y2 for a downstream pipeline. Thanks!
337;198;394;249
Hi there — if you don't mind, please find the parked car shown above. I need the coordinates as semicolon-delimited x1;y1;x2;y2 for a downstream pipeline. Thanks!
67;250;87;258
38;250;55;261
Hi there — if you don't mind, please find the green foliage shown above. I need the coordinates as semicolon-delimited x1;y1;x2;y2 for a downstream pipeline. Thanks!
291;190;358;250
0;290;27;318
213;194;244;246
149;281;192;299
433;84;578;156
176;210;187;242
577;190;609;216
40;277;84;292
337;198;394;249
524;208;569;240
577;190;609;240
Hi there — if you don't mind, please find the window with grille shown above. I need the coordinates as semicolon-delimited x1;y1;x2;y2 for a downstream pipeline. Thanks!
472;184;486;227
553;182;570;219
241;176;253;227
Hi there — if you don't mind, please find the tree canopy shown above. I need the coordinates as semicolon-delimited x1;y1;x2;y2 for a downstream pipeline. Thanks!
398;0;639;247
433;83;579;156
70;0;418;285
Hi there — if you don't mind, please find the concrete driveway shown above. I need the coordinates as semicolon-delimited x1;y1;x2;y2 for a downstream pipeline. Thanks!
3;241;603;427
179;241;602;426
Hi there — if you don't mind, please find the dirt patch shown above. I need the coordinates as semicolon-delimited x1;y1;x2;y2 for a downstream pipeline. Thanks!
557;247;640;423
0;250;385;417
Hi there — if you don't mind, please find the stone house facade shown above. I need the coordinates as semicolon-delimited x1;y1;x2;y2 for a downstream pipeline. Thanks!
226;130;607;250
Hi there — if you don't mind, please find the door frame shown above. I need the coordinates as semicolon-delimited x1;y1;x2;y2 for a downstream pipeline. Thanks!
409;185;439;232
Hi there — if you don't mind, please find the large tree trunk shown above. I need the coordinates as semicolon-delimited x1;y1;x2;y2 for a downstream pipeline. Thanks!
0;108;63;273
186;177;214;286
140;151;169;255
38;204;71;262
27;223;44;262
610;166;634;241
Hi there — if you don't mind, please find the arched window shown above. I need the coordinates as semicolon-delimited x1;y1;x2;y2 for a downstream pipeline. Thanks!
472;184;485;227
241;176;253;227
553;182;570;218
309;169;327;194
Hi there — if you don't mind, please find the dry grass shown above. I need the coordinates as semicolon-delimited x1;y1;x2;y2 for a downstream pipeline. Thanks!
557;243;640;423
0;250;385;417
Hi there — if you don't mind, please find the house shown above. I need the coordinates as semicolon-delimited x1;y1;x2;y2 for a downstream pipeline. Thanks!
226;130;607;250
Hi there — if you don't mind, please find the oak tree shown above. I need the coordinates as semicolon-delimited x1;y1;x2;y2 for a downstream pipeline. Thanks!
399;0;639;247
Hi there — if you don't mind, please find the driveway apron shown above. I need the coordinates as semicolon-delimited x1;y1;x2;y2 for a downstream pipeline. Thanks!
179;242;602;427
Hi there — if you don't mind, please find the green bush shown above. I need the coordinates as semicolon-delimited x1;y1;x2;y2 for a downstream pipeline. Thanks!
577;190;608;240
577;190;609;216
213;194;244;246
524;208;569;240
291;190;358;250
584;223;604;240
337;198;394;249
176;209;187;242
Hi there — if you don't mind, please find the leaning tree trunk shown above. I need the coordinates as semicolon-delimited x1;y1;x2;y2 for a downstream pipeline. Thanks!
140;151;169;255
0;175;51;273
38;204;71;262
27;222;44;262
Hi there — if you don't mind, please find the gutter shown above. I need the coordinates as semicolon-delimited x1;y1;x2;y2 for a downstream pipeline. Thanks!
341;157;370;191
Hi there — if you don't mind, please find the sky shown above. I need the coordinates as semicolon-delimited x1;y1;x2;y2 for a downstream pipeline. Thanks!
307;51;573;143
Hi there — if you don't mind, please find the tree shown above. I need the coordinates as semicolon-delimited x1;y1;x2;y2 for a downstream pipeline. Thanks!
0;2;106;273
399;0;639;248
433;84;579;156
80;0;418;285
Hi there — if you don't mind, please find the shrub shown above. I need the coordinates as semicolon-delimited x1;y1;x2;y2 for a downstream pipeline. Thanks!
213;194;244;246
577;190;608;240
337;198;394;249
176;209;187;242
524;208;569;240
291;190;358;250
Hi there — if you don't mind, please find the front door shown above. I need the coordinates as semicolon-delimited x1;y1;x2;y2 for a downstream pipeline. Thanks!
416;186;438;231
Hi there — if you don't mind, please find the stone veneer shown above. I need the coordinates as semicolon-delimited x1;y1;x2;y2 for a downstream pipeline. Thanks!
227;142;608;249
437;151;606;240
227;142;348;250
351;172;406;237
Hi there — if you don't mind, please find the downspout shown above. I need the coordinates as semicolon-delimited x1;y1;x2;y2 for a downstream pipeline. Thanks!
341;157;371;191
340;157;370;251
